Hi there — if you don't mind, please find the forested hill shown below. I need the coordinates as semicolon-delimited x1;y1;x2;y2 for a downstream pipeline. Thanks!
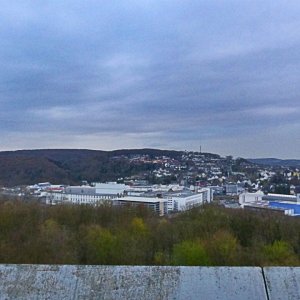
247;158;300;167
0;148;185;186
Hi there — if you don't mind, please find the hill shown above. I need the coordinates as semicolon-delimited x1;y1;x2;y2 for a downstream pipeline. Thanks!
247;158;300;167
0;148;184;186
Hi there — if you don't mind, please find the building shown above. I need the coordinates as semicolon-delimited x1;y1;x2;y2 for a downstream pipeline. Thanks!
239;191;300;216
262;193;298;202
244;203;294;215
209;186;225;196
239;191;264;207
95;182;127;196
46;182;127;205
46;183;212;215
225;184;245;195
122;187;211;213
166;188;212;212
115;196;168;216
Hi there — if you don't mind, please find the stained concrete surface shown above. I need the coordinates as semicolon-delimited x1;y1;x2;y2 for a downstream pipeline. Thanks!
264;267;300;300
1;265;296;300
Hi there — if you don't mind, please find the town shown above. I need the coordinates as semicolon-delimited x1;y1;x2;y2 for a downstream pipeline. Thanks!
1;150;299;217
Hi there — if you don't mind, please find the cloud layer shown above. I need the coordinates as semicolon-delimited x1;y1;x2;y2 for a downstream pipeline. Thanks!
1;1;300;158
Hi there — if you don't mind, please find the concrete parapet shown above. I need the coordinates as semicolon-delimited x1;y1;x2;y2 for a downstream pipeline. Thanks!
264;267;300;300
0;265;297;299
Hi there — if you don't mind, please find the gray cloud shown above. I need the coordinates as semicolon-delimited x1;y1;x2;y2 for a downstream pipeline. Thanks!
1;1;300;158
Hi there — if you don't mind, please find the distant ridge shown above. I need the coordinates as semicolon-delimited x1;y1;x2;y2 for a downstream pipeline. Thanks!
0;148;186;186
0;148;297;187
247;158;300;167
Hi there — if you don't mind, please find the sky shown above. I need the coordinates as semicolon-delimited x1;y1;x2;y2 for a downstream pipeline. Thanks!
1;1;300;159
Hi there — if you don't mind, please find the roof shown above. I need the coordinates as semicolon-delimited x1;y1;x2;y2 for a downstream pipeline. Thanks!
116;196;167;203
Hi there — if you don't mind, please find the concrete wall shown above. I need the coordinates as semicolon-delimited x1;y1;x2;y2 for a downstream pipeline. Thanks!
0;265;299;300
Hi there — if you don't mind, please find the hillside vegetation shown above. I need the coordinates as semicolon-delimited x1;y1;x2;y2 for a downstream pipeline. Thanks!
0;198;299;266
0;149;183;186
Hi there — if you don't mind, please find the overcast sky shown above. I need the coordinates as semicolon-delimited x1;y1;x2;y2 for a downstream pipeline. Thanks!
1;1;300;158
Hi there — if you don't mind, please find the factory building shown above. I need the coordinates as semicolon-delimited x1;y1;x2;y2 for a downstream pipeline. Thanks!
46;183;212;216
239;191;300;216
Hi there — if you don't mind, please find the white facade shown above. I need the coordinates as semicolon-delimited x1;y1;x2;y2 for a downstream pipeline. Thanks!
126;186;152;196
238;191;298;207
239;191;264;207
46;191;112;205
199;187;213;203
164;188;212;212
46;183;124;205
45;183;212;214
95;182;127;195
174;193;204;211
264;193;297;202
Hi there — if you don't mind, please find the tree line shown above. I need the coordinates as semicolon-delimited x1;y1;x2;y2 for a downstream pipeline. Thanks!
0;197;300;266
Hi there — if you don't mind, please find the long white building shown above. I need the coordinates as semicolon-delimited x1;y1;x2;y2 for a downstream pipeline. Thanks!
46;183;213;216
115;187;212;214
239;191;300;207
46;183;127;205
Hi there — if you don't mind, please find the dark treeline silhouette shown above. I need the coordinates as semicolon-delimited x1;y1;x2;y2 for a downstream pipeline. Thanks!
0;197;300;266
0;148;184;186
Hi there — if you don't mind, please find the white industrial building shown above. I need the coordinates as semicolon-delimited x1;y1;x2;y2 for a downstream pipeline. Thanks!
115;187;212;214
239;191;264;207
164;188;212;212
239;191;300;216
239;191;300;207
46;182;212;215
46;182;128;205
95;182;127;196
